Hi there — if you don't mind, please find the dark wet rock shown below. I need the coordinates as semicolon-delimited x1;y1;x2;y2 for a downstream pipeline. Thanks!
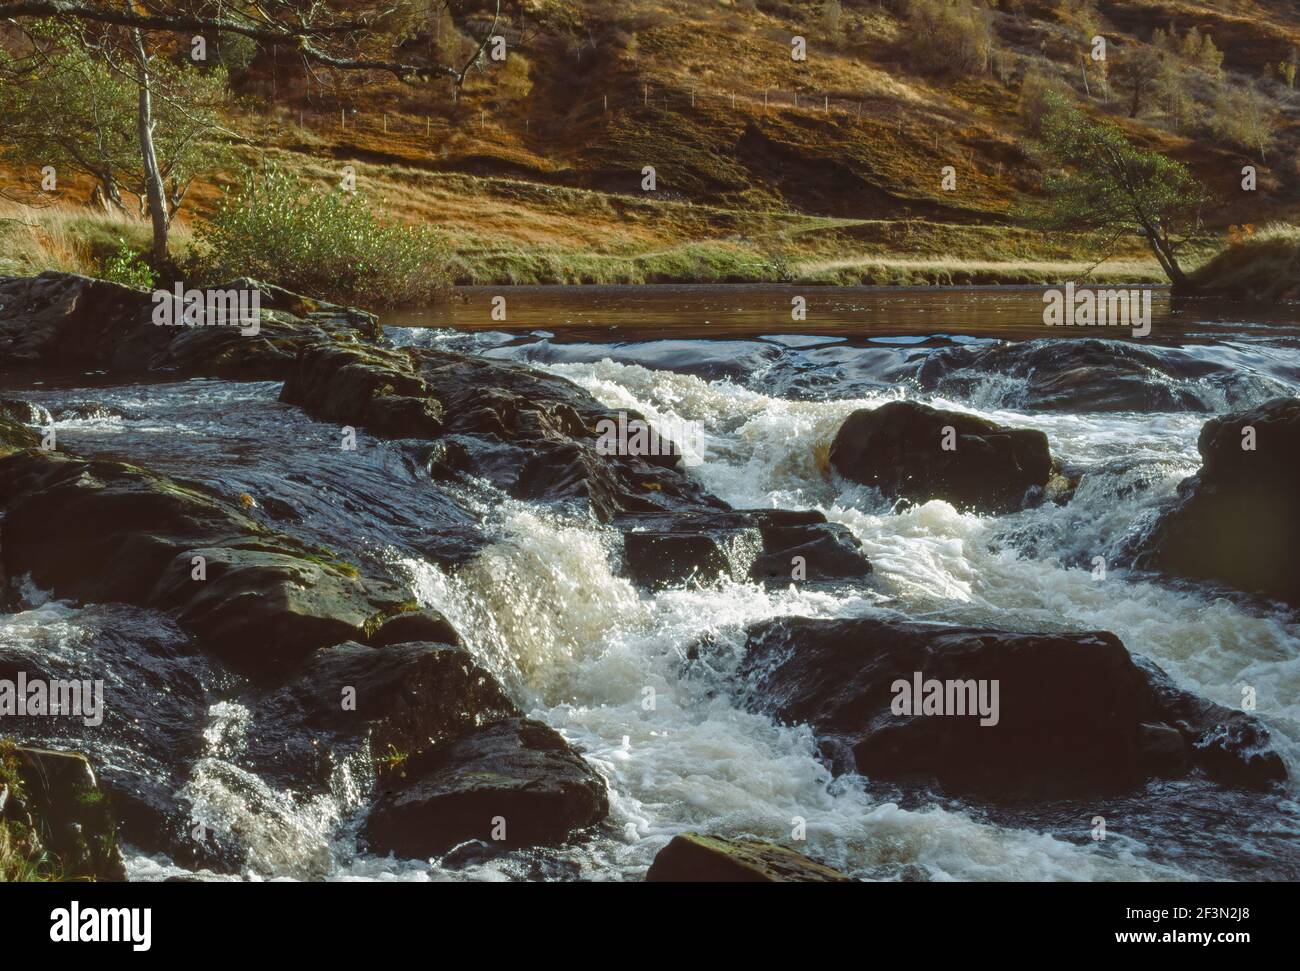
0;398;50;426
282;341;726;521
830;400;1054;514
1132;656;1285;788
367;607;461;648
738;615;1285;797
362;717;609;858
148;546;409;673
914;338;1290;412
0;415;39;453
748;513;873;585
0;605;233;868
0;271;377;379
617;509;870;590
645;833;851;882
0;447;413;675
253;494;302;523
0;743;127;881
279;342;444;438
1138;722;1190;777
52;402;128;422
623;529;742;589
244;641;517;789
1132;397;1300;606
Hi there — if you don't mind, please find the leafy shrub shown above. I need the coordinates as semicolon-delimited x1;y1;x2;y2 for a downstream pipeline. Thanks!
1209;85;1278;160
1019;67;1074;135
99;238;158;289
904;0;994;77
191;164;451;307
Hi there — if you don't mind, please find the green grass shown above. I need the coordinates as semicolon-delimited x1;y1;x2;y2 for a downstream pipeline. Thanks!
0;740;56;882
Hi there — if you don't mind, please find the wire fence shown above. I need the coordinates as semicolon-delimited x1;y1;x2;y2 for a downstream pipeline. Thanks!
286;83;998;173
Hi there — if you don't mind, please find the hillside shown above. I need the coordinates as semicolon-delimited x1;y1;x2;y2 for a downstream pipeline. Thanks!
3;0;1299;287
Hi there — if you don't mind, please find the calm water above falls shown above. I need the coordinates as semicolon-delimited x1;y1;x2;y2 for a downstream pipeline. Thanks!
6;286;1299;882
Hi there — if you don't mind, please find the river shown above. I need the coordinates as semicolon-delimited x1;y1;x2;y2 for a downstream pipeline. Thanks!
4;285;1298;881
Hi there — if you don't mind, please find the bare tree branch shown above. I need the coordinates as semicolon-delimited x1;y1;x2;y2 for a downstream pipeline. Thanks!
0;0;463;82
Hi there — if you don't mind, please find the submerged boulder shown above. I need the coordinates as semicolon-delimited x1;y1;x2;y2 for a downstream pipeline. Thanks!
646;833;851;882
737;615;1284;797
362;717;609;859
829;401;1056;514
914;338;1289;413
1132;397;1300;606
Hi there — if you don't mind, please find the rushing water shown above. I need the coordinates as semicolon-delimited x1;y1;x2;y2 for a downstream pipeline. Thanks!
4;286;1300;881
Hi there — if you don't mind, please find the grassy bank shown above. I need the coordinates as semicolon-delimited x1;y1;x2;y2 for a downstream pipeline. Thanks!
1186;224;1300;302
0;200;192;283
0;190;1172;292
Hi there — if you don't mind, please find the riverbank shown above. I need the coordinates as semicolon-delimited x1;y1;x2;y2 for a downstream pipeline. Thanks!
0;185;1169;291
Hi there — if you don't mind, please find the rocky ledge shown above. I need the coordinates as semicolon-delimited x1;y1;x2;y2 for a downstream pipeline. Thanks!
0;418;609;870
0;272;378;378
733;615;1285;797
280;340;873;587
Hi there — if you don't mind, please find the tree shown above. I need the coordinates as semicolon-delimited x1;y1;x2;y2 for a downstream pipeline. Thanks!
1115;43;1159;118
822;0;844;48
904;0;995;77
0;24;223;243
1209;84;1277;162
1026;92;1208;288
0;2;494;83
1198;33;1223;76
0;0;501;261
1155;56;1197;132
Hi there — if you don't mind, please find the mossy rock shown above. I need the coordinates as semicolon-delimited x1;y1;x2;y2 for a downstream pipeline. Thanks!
0;742;126;881
646;833;851;882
